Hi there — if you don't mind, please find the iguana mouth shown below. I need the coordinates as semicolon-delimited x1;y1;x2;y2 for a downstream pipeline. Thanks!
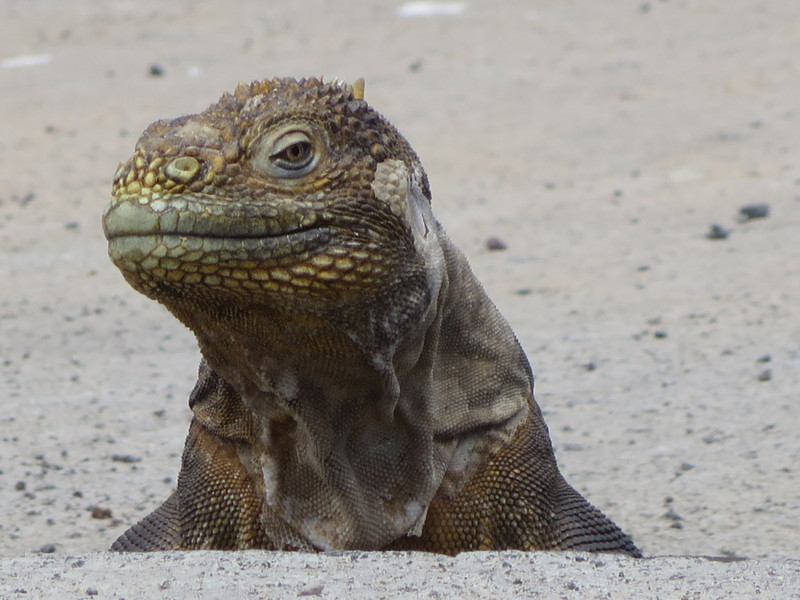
103;194;384;299
102;195;322;241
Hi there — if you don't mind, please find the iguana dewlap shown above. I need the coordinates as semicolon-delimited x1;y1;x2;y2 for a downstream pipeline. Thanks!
102;77;640;556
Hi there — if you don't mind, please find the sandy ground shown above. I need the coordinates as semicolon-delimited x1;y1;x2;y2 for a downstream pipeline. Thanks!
1;0;799;596
0;551;797;599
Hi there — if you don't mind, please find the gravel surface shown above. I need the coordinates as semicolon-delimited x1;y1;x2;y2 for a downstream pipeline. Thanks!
2;551;799;600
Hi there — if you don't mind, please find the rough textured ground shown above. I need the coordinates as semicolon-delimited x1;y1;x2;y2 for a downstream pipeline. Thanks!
1;0;798;596
1;551;798;599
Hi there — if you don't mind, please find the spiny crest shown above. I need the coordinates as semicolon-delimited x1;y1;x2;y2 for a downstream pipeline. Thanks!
212;77;366;119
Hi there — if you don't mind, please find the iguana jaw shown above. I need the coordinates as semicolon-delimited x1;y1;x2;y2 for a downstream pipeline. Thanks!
103;194;343;299
102;192;323;239
102;189;403;307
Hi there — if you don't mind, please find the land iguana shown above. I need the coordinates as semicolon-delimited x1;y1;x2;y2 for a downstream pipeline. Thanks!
102;77;640;556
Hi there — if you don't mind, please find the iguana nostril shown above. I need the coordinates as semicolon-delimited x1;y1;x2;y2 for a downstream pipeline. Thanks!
165;156;200;183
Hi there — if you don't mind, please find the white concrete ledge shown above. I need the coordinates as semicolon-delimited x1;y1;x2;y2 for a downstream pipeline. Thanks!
1;551;797;599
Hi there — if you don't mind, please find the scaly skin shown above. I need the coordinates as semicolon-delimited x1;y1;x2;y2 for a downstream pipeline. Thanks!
102;77;640;556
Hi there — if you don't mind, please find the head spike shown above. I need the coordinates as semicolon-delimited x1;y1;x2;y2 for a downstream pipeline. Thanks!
352;78;365;100
234;81;250;100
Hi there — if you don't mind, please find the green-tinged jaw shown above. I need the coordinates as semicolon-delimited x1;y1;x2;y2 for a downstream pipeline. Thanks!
102;194;392;301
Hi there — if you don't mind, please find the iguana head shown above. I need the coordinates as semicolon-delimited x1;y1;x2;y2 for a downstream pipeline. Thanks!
103;77;437;324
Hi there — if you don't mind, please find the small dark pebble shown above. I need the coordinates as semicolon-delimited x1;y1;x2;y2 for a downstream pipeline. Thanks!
15;481;25;491
408;59;423;72
297;585;325;597
514;288;532;296
582;362;597;372
756;354;771;363
149;63;165;77
757;369;772;382
670;522;684;529
706;223;730;240
719;549;748;561
485;236;508;251
653;330;668;339
111;454;141;463
90;506;113;519
38;543;56;554
86;589;98;596
739;203;770;221
663;508;683;521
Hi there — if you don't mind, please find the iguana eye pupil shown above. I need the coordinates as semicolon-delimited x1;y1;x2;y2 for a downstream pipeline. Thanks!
282;142;310;163
272;140;313;170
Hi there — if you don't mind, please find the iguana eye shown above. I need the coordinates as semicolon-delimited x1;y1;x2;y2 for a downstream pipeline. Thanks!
270;133;314;171
251;126;320;179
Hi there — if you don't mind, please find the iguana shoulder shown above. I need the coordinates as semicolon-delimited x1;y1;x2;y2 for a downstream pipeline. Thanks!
103;77;640;556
